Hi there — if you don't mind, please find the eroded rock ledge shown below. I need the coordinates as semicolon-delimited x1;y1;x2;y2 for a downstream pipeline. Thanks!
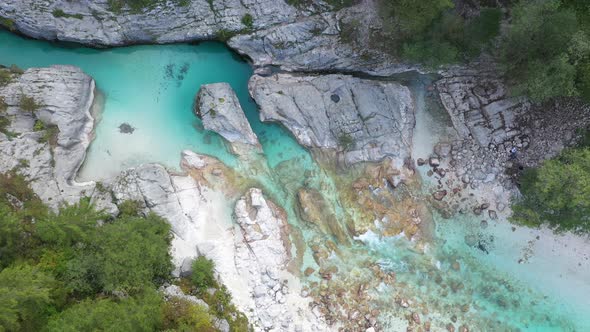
249;73;415;166
0;0;299;46
0;65;95;208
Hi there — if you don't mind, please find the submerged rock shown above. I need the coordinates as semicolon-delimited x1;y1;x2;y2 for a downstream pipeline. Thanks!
118;122;135;134
195;83;260;155
297;187;350;244
249;73;415;166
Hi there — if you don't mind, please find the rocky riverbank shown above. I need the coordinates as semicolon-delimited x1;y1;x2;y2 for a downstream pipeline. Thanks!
2;1;590;331
0;65;96;208
0;65;327;331
0;0;413;75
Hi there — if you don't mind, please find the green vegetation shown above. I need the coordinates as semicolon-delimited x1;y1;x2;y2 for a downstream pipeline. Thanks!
242;13;254;30
0;70;11;86
0;96;7;112
0;116;9;136
39;125;60;147
373;0;590;102
287;0;354;10
107;0;190;14
19;94;40;112
338;133;354;150
0;17;15;31
499;0;590;102
377;1;502;67
33;120;45;132
52;9;84;20
512;148;590;234
191;256;216;290
0;173;249;331
117;199;143;217
216;29;236;42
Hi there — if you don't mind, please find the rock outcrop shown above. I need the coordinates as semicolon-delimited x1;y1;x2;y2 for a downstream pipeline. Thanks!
249;73;415;166
0;0;299;46
234;188;326;331
436;63;530;147
0;1;414;75
0;65;95;208
104;151;327;331
195;83;260;155
229;5;414;75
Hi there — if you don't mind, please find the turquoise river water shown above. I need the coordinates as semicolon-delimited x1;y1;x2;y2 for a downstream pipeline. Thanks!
1;29;588;331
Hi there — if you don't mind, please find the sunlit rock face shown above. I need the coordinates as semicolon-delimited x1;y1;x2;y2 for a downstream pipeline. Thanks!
249;73;416;167
195;83;261;156
436;63;529;147
0;0;299;46
0;65;95;208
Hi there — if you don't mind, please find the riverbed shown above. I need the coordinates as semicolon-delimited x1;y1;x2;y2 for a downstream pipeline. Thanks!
1;29;588;331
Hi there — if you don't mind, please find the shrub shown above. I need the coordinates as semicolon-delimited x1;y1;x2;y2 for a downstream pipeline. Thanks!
216;29;236;42
52;9;84;19
0;70;11;86
0;116;9;134
191;256;216;290
9;64;24;75
33;120;46;132
39;125;60;147
241;13;253;29
0;17;15;31
162;297;215;331
19;94;40;112
0;96;7;112
117;200;143;217
338;133;354;150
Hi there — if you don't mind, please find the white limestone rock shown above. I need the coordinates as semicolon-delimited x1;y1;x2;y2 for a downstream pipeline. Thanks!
195;83;261;155
0;65;95;208
436;63;530;146
249;73;415;166
233;188;327;331
0;0;299;46
161;284;209;309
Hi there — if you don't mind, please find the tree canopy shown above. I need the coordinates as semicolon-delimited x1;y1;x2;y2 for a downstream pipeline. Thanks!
512;148;590;234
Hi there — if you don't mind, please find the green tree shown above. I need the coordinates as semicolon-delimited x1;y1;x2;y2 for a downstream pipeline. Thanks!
45;290;163;332
191;256;216;290
500;0;585;102
161;297;215;331
380;0;454;37
0;264;56;332
62;214;173;296
512;148;590;233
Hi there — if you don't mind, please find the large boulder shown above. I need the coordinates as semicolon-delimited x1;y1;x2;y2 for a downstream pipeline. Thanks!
0;65;95;208
249;73;415;166
195;83;260;155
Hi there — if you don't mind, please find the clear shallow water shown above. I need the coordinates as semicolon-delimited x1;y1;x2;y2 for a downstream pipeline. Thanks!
1;29;589;331
0;30;309;180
